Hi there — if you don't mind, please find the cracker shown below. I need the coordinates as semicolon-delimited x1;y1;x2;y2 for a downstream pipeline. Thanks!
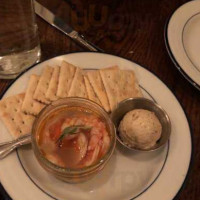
33;66;53;104
100;67;143;111
57;61;77;98
86;70;110;112
0;93;35;138
117;70;143;102
99;66;120;111
46;66;60;101
84;75;101;105
22;75;45;116
68;68;87;98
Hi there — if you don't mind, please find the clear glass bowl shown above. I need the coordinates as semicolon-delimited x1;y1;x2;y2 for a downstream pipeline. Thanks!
31;97;116;183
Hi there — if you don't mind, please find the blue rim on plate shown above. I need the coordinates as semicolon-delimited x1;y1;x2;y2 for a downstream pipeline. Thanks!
0;52;193;200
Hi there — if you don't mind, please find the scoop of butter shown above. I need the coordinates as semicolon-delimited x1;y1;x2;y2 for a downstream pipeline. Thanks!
119;109;162;149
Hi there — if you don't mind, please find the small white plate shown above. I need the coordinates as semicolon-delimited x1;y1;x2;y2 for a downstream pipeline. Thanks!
165;0;200;90
0;53;192;200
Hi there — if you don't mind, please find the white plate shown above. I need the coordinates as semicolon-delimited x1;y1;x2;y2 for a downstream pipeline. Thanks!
0;52;192;200
165;0;200;90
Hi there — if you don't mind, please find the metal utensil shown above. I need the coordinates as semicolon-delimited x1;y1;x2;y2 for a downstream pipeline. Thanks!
0;134;31;159
111;97;171;151
34;1;103;52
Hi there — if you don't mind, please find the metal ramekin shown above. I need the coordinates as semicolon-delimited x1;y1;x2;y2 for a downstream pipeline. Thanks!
111;97;171;151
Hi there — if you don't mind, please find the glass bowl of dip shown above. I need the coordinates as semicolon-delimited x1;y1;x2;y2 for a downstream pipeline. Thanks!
31;97;116;183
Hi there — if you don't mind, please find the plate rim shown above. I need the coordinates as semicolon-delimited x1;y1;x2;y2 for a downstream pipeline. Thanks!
164;0;200;91
0;52;193;200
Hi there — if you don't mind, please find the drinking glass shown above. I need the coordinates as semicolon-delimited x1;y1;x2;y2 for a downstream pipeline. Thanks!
0;0;41;79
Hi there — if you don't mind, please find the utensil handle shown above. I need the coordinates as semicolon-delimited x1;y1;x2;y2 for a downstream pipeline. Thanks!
69;31;104;52
0;134;31;159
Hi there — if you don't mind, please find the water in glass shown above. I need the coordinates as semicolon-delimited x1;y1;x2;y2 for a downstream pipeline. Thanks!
0;0;41;79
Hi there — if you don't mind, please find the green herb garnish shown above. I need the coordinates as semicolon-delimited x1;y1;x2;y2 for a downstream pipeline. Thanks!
56;125;91;144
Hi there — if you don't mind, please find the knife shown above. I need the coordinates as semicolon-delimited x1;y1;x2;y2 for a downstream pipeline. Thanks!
34;1;102;52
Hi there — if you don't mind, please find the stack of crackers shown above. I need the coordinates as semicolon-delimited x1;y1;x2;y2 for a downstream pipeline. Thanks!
0;61;142;139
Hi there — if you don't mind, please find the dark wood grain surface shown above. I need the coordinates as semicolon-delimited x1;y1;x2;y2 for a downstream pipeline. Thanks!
0;0;199;199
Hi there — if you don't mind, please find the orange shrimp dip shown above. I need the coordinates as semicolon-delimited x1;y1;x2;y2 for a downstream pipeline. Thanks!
37;107;111;169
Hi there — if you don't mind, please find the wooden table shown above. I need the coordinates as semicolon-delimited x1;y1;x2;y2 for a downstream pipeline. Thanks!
0;0;199;199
